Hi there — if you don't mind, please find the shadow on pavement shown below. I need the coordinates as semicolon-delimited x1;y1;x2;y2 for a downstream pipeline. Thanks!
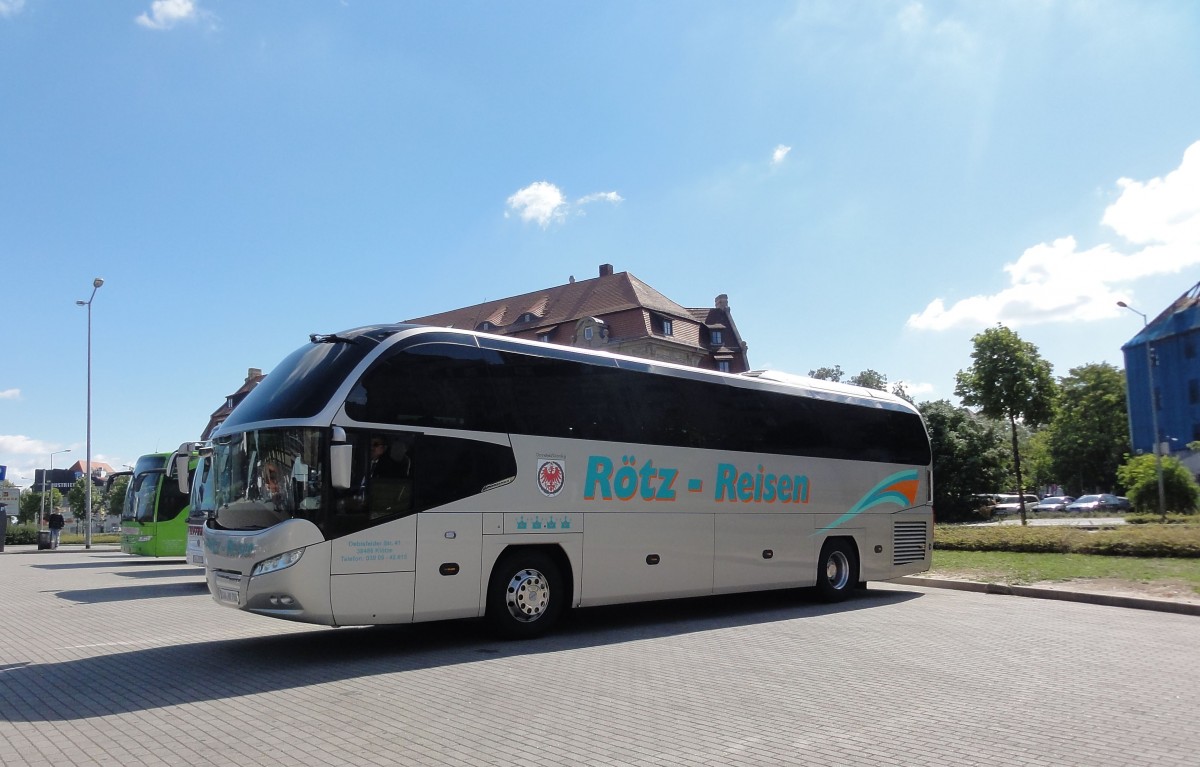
32;559;188;571
52;580;211;603
0;586;921;723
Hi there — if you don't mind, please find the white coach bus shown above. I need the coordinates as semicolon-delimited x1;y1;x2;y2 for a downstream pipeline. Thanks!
201;324;933;637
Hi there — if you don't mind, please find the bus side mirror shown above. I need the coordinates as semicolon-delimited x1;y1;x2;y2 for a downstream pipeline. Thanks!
330;444;353;490
175;455;191;495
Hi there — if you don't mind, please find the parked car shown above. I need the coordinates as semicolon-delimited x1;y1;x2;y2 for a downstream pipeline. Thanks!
993;493;1040;514
1065;493;1124;512
1033;495;1075;513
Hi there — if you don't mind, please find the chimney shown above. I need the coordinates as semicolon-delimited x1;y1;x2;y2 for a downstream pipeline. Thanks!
599;264;614;277
247;368;262;382
715;294;729;310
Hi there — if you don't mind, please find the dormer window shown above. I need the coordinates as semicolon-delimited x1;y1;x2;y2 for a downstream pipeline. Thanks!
518;313;536;324
538;333;551;343
478;321;494;331
711;330;723;345
661;319;673;336
584;327;594;341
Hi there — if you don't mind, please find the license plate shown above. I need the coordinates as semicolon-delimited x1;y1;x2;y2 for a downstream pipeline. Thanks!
218;588;240;604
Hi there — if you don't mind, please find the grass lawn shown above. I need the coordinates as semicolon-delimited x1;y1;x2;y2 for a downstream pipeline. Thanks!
929;549;1200;595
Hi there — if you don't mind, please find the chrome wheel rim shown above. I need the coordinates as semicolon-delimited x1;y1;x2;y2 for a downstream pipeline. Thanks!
505;567;550;623
824;550;850;591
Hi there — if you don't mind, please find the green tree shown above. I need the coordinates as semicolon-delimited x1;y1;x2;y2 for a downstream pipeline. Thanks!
1048;362;1129;496
955;325;1057;525
808;365;843;382
1116;454;1200;515
1024;426;1056;493
809;364;910;400
918;400;1010;521
68;477;88;520
19;489;61;525
849;369;887;390
107;475;130;518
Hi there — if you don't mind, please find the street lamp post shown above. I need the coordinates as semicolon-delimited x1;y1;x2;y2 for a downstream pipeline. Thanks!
39;448;71;529
77;277;104;549
1118;301;1167;521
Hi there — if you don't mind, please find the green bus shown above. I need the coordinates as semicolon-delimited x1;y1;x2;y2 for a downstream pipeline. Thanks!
118;451;195;557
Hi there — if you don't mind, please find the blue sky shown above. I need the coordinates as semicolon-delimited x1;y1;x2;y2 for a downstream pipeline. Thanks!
3;0;1199;487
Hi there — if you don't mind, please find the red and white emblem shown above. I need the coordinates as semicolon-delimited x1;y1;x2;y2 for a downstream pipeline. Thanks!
537;460;565;497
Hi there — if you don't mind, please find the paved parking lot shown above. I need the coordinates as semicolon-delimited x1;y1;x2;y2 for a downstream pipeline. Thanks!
2;548;1199;767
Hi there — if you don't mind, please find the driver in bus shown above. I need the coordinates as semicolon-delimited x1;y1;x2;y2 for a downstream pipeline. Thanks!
366;436;411;518
257;459;287;514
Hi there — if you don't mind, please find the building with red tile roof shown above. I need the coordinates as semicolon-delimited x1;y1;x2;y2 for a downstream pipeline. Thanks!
406;264;750;372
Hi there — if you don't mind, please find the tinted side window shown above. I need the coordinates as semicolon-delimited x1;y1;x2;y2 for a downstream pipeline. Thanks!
157;475;190;522
619;371;713;448
412;435;517;512
485;350;930;464
328;431;516;538
346;343;498;431
490;351;624;439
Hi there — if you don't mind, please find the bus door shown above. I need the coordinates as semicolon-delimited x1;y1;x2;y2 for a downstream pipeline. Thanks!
151;459;192;557
328;430;419;626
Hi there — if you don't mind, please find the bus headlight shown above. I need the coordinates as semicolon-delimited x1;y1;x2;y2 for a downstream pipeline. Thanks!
251;548;304;577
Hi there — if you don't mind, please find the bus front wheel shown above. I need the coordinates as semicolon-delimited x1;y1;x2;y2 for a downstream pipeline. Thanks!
486;550;564;639
815;539;858;603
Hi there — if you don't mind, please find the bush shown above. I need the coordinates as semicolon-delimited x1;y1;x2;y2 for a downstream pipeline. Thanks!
935;523;1200;558
1126;513;1198;525
3;524;41;546
3;527;122;546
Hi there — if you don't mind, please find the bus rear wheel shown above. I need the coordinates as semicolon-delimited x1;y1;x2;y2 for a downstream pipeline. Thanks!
486;550;564;639
815;539;858;603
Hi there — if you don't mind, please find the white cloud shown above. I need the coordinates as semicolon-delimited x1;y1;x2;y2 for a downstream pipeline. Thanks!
0;435;68;486
908;140;1200;331
577;191;624;205
506;182;622;228
0;434;53;454
772;145;791;165
136;0;199;31
0;0;26;18
0;388;19;400
506;182;567;228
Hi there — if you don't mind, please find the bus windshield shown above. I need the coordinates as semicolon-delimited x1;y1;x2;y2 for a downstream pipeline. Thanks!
219;325;404;430
211;428;325;530
121;454;166;523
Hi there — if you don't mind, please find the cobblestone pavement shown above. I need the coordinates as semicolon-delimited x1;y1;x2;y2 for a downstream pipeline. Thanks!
2;548;1199;766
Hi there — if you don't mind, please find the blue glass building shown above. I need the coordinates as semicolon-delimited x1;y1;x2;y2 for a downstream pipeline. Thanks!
1121;282;1200;456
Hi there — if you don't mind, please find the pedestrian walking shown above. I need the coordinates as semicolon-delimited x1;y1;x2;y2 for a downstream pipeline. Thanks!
48;511;65;549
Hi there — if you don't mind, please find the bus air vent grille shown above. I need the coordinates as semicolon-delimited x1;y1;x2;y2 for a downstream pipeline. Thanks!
892;521;927;565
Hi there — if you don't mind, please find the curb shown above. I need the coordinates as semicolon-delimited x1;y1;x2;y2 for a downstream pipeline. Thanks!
894;576;1200;617
1;545;122;554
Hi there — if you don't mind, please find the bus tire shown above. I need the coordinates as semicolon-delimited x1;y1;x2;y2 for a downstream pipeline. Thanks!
815;539;858;603
486;549;564;639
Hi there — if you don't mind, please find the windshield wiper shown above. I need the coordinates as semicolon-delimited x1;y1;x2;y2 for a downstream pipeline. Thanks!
310;333;358;344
